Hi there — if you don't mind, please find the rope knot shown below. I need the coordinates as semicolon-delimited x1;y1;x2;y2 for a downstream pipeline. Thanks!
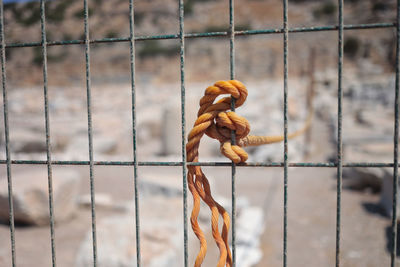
214;111;250;163
191;80;251;164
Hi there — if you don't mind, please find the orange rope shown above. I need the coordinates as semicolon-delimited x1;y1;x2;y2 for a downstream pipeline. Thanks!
186;80;313;266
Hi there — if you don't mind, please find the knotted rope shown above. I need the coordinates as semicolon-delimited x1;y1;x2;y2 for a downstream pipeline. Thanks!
186;80;313;267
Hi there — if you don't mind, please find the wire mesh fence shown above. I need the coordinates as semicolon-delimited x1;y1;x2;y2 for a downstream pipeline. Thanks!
0;0;399;267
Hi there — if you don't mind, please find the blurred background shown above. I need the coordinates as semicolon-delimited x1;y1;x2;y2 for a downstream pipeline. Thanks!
0;0;398;266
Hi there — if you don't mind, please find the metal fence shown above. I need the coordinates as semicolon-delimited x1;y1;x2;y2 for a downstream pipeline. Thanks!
0;0;399;267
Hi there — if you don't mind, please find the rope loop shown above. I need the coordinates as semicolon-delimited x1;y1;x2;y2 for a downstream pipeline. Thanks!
188;80;250;164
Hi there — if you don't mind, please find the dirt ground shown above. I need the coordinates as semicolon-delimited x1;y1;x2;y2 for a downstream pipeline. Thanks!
0;118;398;267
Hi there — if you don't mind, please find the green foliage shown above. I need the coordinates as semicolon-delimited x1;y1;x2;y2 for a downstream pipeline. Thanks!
62;33;74;41
313;2;336;19
5;48;13;61
184;0;194;16
138;41;180;59
202;23;252;33
10;2;41;26
46;1;72;23
32;47;44;66
135;11;145;26
235;23;252;31
7;1;73;26
372;2;388;12
32;47;68;66
203;25;228;32
344;37;360;58
47;51;67;64
79;32;86;40
73;7;94;19
184;0;215;16
105;30;119;38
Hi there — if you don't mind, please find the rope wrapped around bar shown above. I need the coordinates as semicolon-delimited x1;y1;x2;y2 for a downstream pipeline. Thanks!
186;80;313;267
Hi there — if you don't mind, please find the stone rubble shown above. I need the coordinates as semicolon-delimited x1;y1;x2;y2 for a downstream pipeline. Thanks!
75;172;265;267
326;74;398;217
77;193;128;212
0;80;311;163
380;174;400;218
75;213;183;267
75;196;184;267
236;207;264;267
343;167;390;193
1;72;397;265
0;168;80;225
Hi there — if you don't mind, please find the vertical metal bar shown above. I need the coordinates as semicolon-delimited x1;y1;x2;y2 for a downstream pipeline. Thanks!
229;0;236;266
128;1;141;266
391;1;400;265
282;0;289;266
229;0;235;80
83;0;97;265
178;0;188;266
0;1;16;266
336;0;344;266
39;1;57;266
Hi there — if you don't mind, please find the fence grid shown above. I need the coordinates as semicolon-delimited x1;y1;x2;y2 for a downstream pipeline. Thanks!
0;0;399;267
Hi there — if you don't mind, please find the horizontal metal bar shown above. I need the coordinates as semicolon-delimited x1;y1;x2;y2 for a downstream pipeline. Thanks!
0;159;397;168
4;22;395;49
